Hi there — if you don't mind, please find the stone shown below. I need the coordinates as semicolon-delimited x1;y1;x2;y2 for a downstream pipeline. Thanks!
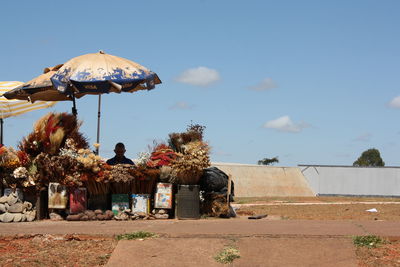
96;214;105;220
21;214;27;222
13;213;22;222
66;214;82;221
155;214;169;219
105;210;114;217
26;210;36;222
23;201;33;211
114;213;129;221
8;203;24;213
0;196;8;204
4;203;9;210
1;212;14;223
49;212;63;221
94;209;103;215
7;194;18;206
0;203;6;213
80;215;89;221
124;209;131;213
158;209;166;214
84;210;96;220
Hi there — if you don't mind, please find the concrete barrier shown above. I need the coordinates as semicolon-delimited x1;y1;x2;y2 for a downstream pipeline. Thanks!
300;165;400;197
211;163;315;197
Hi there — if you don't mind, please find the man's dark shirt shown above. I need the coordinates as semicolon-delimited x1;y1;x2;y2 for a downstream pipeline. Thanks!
106;156;134;165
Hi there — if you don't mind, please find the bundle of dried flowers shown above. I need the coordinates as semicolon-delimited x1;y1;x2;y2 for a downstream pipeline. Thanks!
109;164;135;183
0;146;23;188
170;141;211;185
168;131;203;153
19;112;88;158
147;144;177;168
33;153;81;187
133;151;151;167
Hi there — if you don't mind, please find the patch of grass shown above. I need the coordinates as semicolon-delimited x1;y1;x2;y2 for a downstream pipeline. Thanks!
115;231;157;241
214;246;240;264
353;235;386;248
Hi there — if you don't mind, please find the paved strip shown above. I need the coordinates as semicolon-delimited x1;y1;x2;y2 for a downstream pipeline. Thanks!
0;219;398;237
106;237;358;267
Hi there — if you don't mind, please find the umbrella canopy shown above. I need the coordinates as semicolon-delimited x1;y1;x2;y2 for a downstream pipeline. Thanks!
50;51;161;154
3;64;77;102
51;51;161;96
0;81;57;145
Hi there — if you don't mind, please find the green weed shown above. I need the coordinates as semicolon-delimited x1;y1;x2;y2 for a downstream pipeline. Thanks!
353;235;386;248
214;246;240;264
115;231;157;240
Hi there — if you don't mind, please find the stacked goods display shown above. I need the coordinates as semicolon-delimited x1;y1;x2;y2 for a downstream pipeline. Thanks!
0;191;36;223
1;112;220;221
166;123;211;219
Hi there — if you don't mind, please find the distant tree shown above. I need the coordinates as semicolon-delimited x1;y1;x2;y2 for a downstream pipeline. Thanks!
353;148;385;167
258;156;279;166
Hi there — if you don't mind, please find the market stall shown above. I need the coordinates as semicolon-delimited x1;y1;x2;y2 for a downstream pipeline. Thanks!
0;112;234;222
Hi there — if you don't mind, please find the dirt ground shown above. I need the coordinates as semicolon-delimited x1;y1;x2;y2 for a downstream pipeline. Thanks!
1;196;400;266
235;196;400;204
0;234;117;267
356;238;400;267
235;196;400;220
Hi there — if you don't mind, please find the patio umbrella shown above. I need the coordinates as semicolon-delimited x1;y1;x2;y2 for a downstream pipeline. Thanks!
51;51;161;154
3;64;83;115
0;81;57;145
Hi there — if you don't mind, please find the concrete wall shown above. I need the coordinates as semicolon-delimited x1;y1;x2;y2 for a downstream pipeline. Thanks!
300;165;400;197
211;163;315;197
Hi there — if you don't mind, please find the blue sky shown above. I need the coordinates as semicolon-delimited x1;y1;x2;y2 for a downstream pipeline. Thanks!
1;0;400;166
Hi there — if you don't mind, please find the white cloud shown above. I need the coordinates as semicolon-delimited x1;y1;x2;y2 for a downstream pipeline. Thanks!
388;96;400;108
169;101;194;110
353;133;372;142
175;66;220;86
263;115;310;133
248;78;278;91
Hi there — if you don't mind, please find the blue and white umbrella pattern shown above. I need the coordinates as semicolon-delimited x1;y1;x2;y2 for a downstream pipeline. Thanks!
51;51;161;96
50;51;161;154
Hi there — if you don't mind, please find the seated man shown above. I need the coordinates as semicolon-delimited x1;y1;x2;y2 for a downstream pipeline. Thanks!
106;142;135;165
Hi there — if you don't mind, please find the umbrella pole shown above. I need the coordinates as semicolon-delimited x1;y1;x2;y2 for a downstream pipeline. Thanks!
96;95;101;155
72;94;78;116
0;118;3;145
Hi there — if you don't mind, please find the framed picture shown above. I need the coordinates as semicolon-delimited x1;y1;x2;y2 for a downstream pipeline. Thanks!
112;194;129;215
154;183;173;209
48;183;68;209
69;188;87;214
131;194;150;214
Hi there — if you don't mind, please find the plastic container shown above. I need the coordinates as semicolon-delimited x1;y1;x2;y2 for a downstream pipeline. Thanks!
176;185;200;219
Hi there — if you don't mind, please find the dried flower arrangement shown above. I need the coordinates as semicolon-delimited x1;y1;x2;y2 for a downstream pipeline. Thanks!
170;141;211;185
0;146;33;188
19;112;88;158
147;144;177;168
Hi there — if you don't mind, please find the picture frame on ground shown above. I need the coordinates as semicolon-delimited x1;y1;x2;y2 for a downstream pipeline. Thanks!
48;183;68;209
154;183;173;209
131;194;150;214
112;194;129;215
69;187;87;214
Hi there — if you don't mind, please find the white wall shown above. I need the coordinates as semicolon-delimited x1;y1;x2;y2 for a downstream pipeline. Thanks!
300;165;400;197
